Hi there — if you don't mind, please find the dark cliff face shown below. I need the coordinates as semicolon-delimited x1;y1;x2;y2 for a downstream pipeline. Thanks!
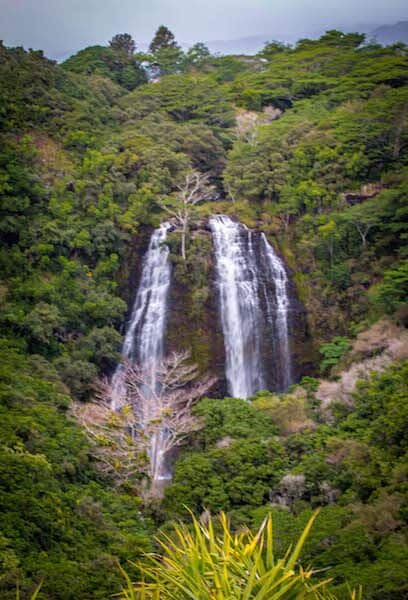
118;227;153;325
165;229;228;397
284;281;314;384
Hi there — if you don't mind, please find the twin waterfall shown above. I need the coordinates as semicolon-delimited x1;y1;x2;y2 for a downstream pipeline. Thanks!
112;215;294;480
210;216;293;397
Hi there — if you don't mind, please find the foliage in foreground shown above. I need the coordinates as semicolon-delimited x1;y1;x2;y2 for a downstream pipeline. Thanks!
163;362;408;599
120;511;361;599
0;343;151;599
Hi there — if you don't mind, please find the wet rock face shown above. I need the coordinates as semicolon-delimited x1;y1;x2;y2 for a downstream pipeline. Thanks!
118;226;154;314
279;265;313;385
165;230;227;397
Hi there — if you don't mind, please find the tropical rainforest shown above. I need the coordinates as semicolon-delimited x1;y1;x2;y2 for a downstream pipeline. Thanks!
0;25;407;600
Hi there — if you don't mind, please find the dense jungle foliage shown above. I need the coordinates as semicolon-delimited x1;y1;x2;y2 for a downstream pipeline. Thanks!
0;28;407;599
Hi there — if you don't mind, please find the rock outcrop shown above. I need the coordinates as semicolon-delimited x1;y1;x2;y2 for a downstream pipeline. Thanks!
316;318;408;415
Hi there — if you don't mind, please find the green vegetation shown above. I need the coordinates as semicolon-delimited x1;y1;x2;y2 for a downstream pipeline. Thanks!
372;260;408;318
0;26;407;599
62;44;147;90
120;511;361;599
162;362;408;599
319;337;351;374
0;342;151;598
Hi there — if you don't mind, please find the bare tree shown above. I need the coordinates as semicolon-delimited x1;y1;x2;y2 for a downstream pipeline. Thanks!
73;351;216;488
159;170;214;260
73;397;146;485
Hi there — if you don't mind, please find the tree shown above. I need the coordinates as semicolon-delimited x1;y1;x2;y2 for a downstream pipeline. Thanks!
149;47;184;76
273;190;301;231
62;44;147;90
319;30;365;49
317;218;342;266
350;213;376;248
343;200;380;247
149;25;179;53
147;26;184;77
319;336;351;374
159;170;214;260
109;33;136;56
184;43;211;69
258;40;290;60
75;351;216;488
24;301;64;348
372;260;408;316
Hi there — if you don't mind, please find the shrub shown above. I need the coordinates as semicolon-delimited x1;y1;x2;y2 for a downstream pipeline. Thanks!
120;510;361;599
319;337;351;374
371;260;408;316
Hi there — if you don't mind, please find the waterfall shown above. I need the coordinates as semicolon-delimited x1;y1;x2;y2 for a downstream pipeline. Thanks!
111;222;172;480
210;215;293;398
210;215;264;399
261;233;293;390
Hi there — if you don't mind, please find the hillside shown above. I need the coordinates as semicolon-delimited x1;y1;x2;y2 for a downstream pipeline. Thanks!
0;29;407;599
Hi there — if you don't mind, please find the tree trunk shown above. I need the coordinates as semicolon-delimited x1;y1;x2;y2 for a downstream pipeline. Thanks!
355;222;370;248
181;219;187;260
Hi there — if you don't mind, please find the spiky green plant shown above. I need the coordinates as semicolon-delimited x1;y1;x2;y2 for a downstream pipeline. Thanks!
15;580;43;600
119;511;361;599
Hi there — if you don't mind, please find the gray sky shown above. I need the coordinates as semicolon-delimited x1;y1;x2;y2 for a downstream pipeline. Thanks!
0;0;407;60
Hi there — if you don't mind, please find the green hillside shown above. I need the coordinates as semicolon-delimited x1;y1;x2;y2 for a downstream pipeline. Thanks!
0;29;407;598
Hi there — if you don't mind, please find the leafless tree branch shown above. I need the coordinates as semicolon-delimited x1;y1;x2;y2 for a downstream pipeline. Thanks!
73;351;216;488
158;170;215;260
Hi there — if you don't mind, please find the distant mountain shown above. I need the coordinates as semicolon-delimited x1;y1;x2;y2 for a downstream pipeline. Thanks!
205;34;278;56
372;21;408;44
58;21;408;63
203;21;408;56
204;30;323;55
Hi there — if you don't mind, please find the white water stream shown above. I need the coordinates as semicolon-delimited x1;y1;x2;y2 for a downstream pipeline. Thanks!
210;215;293;398
111;222;172;481
111;215;294;482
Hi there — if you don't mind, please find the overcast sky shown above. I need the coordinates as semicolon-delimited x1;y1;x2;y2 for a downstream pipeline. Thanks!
1;0;407;60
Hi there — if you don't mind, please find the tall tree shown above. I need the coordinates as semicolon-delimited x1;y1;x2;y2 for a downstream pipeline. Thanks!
184;42;211;69
342;201;380;248
149;46;184;76
258;40;290;61
148;26;183;76
109;33;136;55
149;25;179;53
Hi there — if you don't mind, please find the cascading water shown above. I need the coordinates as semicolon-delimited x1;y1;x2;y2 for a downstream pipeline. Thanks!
111;222;172;481
261;233;293;390
210;215;293;398
210;215;265;399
